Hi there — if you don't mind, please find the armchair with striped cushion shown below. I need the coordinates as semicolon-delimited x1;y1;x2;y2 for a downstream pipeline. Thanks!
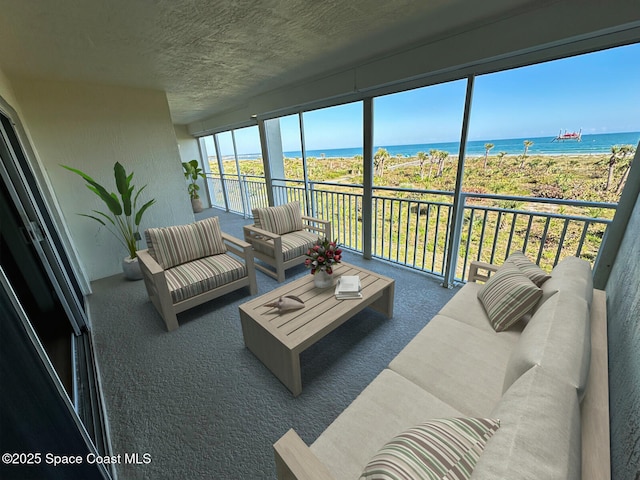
137;216;257;331
243;202;331;283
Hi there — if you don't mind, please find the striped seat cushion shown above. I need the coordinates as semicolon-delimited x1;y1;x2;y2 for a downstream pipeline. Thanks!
252;202;303;235
254;230;319;262
165;254;246;303
145;217;226;270
505;251;551;287
360;418;500;480
477;263;542;332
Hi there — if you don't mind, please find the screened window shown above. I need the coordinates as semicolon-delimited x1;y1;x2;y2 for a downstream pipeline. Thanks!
301;102;363;183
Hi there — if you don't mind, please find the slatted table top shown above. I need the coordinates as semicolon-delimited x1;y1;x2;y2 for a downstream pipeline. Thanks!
239;262;394;352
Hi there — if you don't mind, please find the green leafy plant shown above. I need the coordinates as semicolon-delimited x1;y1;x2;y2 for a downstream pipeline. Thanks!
61;162;155;259
182;159;206;199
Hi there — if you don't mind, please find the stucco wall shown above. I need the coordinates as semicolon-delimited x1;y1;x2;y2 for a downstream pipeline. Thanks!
606;192;640;480
10;77;194;280
174;124;208;208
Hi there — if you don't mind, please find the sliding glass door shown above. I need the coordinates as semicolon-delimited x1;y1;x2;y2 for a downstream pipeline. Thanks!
0;106;111;479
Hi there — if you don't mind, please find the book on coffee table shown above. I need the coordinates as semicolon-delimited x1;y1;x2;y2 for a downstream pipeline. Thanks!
335;275;362;299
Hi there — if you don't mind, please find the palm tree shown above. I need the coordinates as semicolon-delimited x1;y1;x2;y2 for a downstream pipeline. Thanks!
416;151;428;179
353;154;363;175
483;143;494;169
436;150;449;177
604;145;621;191
428;149;439;178
520;140;534;168
373;148;390;177
497;151;507;166
615;144;636;194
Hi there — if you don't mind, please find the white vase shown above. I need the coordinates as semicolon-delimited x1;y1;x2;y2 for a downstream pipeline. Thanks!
122;256;143;281
313;269;334;288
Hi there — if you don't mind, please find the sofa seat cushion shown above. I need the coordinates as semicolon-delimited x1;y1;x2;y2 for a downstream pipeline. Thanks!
388;315;516;416
254;230;318;261
438;283;525;340
360;418;500;480
477;263;542;332
311;369;464;480
165;253;246;303
502;291;591;399
145;217;226;269
252;201;303;235
472;366;581;480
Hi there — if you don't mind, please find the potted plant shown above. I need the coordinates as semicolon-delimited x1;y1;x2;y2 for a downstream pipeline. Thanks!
305;237;342;288
62;162;156;280
182;159;206;213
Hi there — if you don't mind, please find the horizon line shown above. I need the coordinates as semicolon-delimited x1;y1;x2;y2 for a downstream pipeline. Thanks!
300;130;640;152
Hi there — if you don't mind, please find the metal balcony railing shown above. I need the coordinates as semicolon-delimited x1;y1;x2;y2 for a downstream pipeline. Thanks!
205;174;615;283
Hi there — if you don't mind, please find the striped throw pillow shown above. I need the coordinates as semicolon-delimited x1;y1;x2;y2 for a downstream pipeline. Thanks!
252;202;303;235
505;251;551;287
360;418;500;480
477;263;542;332
145;217;226;269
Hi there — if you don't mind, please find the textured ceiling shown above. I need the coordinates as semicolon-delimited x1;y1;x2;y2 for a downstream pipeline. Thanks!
0;0;539;125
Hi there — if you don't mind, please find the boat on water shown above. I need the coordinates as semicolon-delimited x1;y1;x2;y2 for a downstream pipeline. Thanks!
552;129;582;142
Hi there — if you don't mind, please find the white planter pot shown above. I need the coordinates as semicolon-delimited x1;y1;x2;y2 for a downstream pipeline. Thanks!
191;198;203;213
313;269;334;289
122;256;143;281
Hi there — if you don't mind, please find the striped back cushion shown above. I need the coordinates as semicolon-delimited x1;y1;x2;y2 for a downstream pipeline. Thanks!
505;251;551;287
145;217;226;269
360;418;500;480
477;263;542;332
252;202;303;235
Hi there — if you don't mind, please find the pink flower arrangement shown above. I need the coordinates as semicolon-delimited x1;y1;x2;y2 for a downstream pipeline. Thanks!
305;237;342;274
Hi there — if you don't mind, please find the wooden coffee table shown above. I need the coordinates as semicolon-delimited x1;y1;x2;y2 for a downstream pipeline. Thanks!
238;262;394;396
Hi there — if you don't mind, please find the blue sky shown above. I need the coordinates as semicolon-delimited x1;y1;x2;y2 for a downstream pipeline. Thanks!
218;42;640;154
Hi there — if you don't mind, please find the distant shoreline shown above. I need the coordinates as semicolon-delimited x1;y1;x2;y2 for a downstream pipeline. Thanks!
218;131;639;161
216;151;615;162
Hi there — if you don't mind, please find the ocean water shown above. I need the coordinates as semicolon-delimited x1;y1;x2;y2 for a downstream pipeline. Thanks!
232;131;639;161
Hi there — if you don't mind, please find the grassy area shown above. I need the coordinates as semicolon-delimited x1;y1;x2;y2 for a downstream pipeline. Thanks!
213;151;624;203
211;151;623;276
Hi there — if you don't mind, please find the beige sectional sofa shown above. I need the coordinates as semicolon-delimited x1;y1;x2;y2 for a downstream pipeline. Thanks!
274;256;609;480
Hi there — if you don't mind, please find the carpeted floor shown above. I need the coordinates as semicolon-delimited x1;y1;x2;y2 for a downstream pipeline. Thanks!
89;208;459;479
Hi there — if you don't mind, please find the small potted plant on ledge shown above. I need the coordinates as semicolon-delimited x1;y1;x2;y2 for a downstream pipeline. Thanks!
305;237;342;288
62;162;156;280
182;159;206;213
